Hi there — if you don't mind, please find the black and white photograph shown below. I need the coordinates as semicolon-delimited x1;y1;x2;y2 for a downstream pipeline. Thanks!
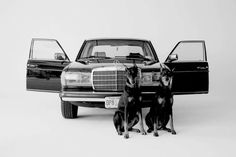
1;0;236;156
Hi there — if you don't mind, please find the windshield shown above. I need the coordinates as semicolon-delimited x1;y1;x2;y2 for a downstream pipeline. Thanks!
77;39;157;62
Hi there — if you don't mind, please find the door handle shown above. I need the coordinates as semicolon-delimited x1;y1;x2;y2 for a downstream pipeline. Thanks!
196;66;208;70
27;64;38;68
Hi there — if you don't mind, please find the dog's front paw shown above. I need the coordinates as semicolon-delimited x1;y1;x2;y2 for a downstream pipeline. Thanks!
171;130;176;135
163;127;171;132
153;132;159;137
129;128;140;133
142;132;147;135
147;128;153;133
141;130;147;135
124;133;129;139
118;131;123;136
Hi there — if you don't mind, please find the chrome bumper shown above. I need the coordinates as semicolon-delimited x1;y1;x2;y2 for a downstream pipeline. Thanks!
60;91;156;102
62;97;105;102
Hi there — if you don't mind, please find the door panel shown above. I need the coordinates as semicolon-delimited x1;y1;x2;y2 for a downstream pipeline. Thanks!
165;41;209;94
26;38;70;92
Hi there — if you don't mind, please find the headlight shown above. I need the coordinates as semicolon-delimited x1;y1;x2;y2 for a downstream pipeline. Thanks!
141;72;160;86
61;71;92;87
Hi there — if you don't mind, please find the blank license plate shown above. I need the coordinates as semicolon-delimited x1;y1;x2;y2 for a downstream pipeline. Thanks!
105;97;120;108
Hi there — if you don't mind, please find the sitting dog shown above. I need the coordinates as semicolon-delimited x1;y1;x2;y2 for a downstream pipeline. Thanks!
113;65;146;139
145;64;176;136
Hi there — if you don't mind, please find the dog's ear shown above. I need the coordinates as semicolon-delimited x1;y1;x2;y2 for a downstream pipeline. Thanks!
160;63;163;74
125;67;129;74
125;67;131;75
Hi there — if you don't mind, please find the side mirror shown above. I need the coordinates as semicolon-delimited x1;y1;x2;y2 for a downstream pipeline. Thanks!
168;54;178;62
54;53;66;60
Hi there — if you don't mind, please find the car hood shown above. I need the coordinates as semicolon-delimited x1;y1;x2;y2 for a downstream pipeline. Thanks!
64;61;162;72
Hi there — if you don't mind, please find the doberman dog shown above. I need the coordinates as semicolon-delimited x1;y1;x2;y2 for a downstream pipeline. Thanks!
145;64;176;136
113;65;146;139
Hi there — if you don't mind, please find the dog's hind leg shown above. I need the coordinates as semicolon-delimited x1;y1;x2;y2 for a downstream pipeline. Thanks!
162;127;172;132
158;116;172;132
159;118;172;132
160;114;176;134
128;115;140;133
129;128;140;133
145;112;154;133
113;111;124;135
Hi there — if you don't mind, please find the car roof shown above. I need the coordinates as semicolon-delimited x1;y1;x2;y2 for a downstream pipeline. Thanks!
85;38;150;42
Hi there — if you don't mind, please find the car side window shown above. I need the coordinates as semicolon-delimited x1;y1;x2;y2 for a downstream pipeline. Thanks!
171;42;205;62
31;40;67;60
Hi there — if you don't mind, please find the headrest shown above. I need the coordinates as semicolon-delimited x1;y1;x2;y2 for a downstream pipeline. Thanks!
94;51;106;57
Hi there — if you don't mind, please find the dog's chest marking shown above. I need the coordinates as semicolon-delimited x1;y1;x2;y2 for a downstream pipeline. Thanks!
157;97;165;105
128;97;133;103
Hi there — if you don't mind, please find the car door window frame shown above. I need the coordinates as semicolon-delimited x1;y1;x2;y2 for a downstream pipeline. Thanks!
29;38;70;62
165;40;207;63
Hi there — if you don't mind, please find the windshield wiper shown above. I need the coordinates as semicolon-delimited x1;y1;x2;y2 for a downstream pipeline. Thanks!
126;53;153;61
79;56;112;60
77;56;112;64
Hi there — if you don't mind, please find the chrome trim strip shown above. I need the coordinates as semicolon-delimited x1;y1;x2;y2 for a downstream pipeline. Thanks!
60;91;155;95
173;91;208;95
62;97;105;102
27;68;63;72
174;70;209;73
142;92;156;94
61;91;123;95
27;89;59;93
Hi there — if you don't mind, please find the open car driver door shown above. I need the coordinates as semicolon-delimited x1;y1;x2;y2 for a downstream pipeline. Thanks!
26;38;70;92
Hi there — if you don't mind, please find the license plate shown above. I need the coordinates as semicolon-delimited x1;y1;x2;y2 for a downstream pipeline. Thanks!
105;97;120;108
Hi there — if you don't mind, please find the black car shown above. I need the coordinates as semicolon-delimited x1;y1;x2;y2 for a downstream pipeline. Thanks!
26;38;209;118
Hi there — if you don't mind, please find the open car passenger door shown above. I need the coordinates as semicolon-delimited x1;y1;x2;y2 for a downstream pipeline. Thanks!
165;41;209;95
27;38;70;92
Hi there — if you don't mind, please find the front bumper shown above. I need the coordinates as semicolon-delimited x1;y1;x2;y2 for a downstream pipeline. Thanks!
59;91;156;108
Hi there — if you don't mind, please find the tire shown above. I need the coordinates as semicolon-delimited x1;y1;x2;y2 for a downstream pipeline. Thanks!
61;100;78;119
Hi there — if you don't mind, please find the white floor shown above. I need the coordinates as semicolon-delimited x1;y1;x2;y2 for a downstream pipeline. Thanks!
1;91;235;157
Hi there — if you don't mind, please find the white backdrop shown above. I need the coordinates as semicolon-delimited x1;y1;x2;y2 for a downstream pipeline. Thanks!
1;0;236;157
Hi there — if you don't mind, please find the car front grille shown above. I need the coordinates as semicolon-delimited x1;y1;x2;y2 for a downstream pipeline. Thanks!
92;70;126;91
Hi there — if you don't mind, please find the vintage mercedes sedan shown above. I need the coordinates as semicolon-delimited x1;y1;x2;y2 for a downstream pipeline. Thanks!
27;38;209;118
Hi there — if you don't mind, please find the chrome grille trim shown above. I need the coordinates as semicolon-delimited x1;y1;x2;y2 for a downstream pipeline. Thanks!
92;66;126;91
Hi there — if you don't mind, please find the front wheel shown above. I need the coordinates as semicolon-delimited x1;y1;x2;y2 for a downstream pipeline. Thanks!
61;100;78;119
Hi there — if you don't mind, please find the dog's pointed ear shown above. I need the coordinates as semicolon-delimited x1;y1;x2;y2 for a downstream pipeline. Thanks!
170;67;175;75
160;63;163;74
125;67;128;72
122;63;128;70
